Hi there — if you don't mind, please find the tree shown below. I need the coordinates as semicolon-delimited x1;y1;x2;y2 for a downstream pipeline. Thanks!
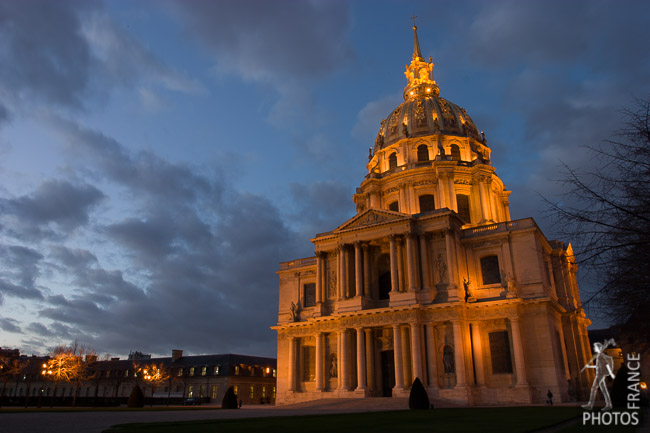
546;98;650;335
221;386;238;409
136;362;169;406
42;341;96;407
0;355;25;407
408;377;430;409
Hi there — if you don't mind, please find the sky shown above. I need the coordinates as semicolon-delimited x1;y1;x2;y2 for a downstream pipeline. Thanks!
1;0;649;359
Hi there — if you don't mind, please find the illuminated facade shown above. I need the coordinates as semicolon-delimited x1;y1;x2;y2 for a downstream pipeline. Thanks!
273;25;593;406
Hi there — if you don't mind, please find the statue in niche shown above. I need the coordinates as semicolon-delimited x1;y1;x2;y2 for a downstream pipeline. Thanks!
329;354;338;378
463;278;476;302
504;272;517;298
328;269;337;298
436;252;447;283
290;301;300;322
443;345;455;373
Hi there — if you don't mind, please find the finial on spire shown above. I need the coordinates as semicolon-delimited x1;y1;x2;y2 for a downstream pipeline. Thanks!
410;14;423;60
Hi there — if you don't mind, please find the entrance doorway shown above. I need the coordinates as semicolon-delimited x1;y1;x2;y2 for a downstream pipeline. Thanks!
380;350;395;397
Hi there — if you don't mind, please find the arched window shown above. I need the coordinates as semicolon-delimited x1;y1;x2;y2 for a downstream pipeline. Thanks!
388;153;398;170
480;255;501;285
450;144;461;160
417;144;429;161
388;201;399;212
456;194;470;222
419;194;435;212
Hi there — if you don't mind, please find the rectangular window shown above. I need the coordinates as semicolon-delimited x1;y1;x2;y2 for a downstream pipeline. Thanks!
234;365;240;375
388;201;399;212
125;369;129;377
213;365;220;375
187;385;193;398
302;346;316;382
189;367;195;376
273;368;277;378
200;385;205;398
201;366;207;376
177;368;183;377
234;385;238;396
304;283;316;307
105;370;111;378
211;384;217;399
249;385;254;399
480;255;502;285
272;386;276;399
489;330;513;374
262;386;266;398
419;194;436;212
456;194;470;222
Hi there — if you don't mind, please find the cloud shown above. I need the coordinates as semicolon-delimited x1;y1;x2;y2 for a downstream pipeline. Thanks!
1;118;307;356
0;1;205;125
0;179;104;240
0;317;22;333
170;0;353;85
0;245;44;303
352;94;402;143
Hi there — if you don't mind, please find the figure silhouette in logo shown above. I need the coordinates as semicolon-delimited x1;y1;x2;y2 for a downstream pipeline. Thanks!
581;338;616;410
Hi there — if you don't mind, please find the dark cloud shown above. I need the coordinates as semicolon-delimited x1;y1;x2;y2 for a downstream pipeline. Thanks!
12;119;306;356
0;317;22;333
0;179;104;240
0;279;43;302
170;0;353;84
288;180;355;240
0;0;95;110
0;0;203;124
0;245;44;303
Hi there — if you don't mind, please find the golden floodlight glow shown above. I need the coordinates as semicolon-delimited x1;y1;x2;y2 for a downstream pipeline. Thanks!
409;91;413;95
426;88;431;92
641;382;647;390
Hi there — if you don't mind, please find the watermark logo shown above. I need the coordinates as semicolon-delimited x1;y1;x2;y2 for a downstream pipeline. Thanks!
580;338;642;427
581;338;616;411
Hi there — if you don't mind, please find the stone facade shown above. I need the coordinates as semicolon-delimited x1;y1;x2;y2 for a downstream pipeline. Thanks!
273;25;593;406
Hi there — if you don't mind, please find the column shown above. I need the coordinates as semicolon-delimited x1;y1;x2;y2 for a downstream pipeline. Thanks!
437;175;447;208
365;328;374;391
447;175;457;212
354;242;363;297
342;246;349;298
509;317;529;386
397;237;404;292
316;252;323;304
478;178;490;221
340;329;350;391
362;244;371;297
389;235;399;293
337;330;343;387
288;337;296;391
401;325;411;386
470;322;485;386
419;235;432;290
315;333;324;391
445;230;457;286
337;247;343;300
392;324;404;390
356;328;367;390
406;233;418;291
425;324;438;388
410;323;424;382
452;321;467;387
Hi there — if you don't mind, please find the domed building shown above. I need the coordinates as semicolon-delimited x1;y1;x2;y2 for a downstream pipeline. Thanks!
273;24;593;406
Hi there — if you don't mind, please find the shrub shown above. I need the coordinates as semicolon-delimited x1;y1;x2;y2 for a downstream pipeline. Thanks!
127;385;145;408
409;377;430;409
222;386;239;409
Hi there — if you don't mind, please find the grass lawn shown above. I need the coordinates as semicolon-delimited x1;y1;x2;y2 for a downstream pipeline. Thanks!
103;406;582;433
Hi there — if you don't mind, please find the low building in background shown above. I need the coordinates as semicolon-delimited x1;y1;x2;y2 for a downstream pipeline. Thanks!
0;349;276;406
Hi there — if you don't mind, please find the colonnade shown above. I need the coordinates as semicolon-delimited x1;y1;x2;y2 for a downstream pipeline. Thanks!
313;230;462;304
285;317;530;394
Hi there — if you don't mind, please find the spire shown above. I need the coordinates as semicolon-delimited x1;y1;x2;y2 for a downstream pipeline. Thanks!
411;15;423;60
403;17;439;100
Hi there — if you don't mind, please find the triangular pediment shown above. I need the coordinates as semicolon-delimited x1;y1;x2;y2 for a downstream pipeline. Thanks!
334;209;408;232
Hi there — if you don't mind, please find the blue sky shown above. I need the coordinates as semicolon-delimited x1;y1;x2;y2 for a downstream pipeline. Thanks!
1;0;649;358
